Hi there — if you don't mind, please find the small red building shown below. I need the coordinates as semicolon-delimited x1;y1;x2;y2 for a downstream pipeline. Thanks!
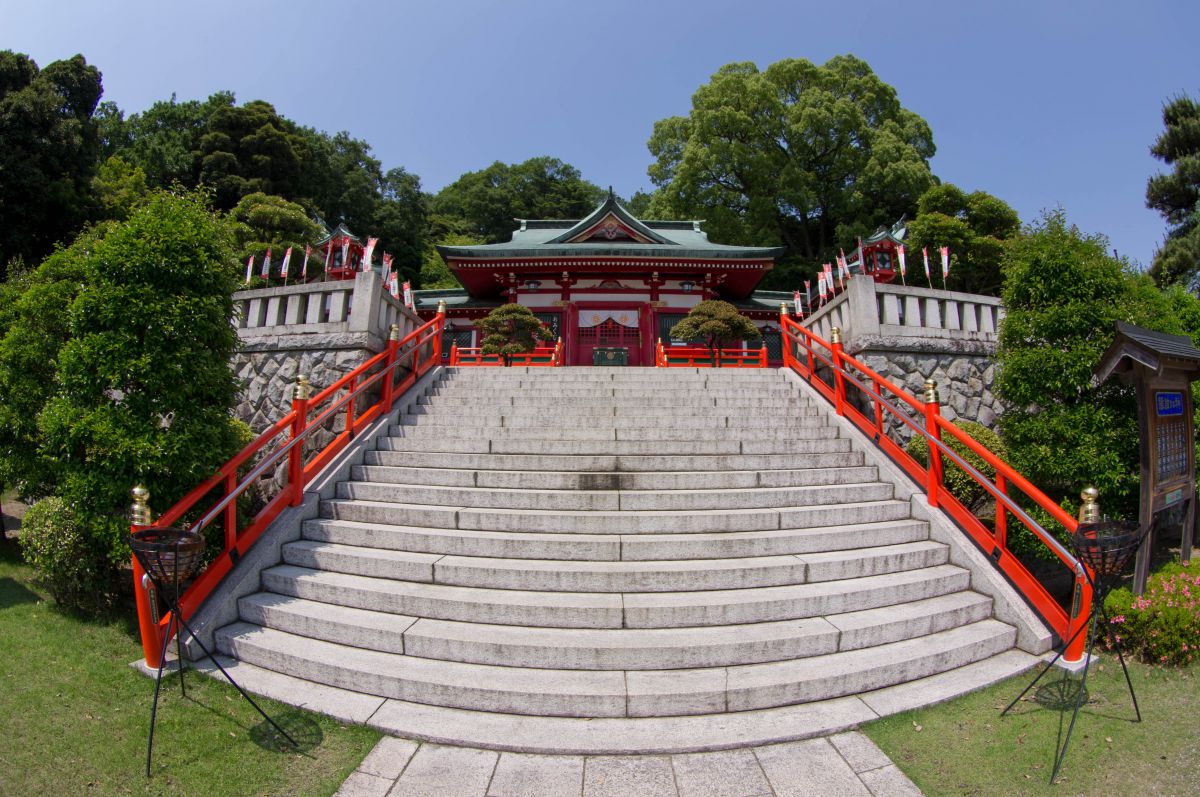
414;193;789;366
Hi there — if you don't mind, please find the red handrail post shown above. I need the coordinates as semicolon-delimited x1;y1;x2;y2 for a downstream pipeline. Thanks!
223;472;237;550
130;485;164;667
871;376;884;439
923;379;943;508
288;376;310;507
432;301;446;367
1063;488;1100;664
381;324;400;411
759;343;767;368
830;326;847;416
779;308;795;371
450;343;458;366
994;472;1008;550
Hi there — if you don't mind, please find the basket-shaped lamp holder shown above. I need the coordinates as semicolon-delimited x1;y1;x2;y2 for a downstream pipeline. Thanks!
130;527;205;586
1070;520;1145;583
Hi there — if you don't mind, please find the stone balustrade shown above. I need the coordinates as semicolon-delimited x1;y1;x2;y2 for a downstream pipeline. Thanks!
799;277;1006;431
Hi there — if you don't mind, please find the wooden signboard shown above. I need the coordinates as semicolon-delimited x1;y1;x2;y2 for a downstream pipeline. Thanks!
1094;322;1198;594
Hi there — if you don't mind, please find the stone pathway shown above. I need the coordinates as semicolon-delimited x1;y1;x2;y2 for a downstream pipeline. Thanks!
335;731;921;797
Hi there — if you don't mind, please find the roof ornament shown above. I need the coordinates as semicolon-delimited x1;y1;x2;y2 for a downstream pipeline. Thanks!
608;186;615;201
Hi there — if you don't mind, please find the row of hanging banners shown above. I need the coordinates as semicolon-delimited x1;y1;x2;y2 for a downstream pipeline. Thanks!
241;237;414;309
791;241;951;318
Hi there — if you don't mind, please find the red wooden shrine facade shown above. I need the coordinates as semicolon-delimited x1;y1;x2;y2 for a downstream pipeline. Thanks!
414;193;789;366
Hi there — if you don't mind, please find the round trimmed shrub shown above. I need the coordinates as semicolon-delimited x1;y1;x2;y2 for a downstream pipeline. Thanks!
1105;562;1200;666
19;497;114;612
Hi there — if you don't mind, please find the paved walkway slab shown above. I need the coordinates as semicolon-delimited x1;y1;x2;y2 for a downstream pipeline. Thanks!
335;731;920;797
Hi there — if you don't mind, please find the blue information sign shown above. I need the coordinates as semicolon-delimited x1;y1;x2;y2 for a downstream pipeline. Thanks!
1156;391;1185;417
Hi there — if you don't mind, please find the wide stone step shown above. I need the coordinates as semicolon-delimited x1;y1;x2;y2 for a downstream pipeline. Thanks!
375;436;854;456
215;619;1013;717
388;425;839;442
349;464;880;491
302;517;930;561
396;414;830;430
427;387;801;400
417;395;815;409
237;591;992;670
406;403;823;418
362;450;867;472
320;497;912;534
334;480;892;512
196;650;1039;754
259;563;969;628
281;539;945;592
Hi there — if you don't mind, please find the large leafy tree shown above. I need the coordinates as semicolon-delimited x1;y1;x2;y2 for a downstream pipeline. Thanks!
995;210;1197;520
477;304;555;364
904;184;1019;295
646;56;935;290
105;91;235;189
433;157;606;242
1146;94;1200;287
669;300;761;366
197;100;309;209
229;192;322;281
0;51;104;280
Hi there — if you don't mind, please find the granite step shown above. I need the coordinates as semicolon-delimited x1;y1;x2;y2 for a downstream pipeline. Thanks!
361;450;867;472
374;436;855;456
259;562;971;629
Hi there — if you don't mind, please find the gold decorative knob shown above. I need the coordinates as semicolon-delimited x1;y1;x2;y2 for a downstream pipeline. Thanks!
130;485;152;526
294;375;311;401
923;378;939;404
780;302;789;316
1079;486;1101;523
388;323;400;341
436;300;447;314
830;327;842;344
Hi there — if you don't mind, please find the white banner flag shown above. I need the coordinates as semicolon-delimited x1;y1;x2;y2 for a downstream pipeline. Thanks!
340;238;350;271
402;280;413;309
940;246;950;279
260;248;271;279
897;245;907;277
922;247;931;281
363;237;379;272
301;245;311;280
245;255;254;285
793;290;802;316
280;246;292;281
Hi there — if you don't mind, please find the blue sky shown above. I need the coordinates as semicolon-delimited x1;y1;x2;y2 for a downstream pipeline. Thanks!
3;0;1197;268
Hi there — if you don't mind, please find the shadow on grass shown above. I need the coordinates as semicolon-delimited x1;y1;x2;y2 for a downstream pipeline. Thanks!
250;711;324;753
0;575;39;608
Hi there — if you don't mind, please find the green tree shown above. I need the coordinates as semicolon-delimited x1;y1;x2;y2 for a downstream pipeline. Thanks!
229;192;322;281
197;100;309;210
33;188;245;579
373;167;428;283
904;184;1019;295
433;157;606;242
646;55;935;290
1146;94;1200;287
669;300;761;366
995;210;1196;522
108;91;235;189
419;232;477;289
92;155;150;220
0;51;104;280
477;304;555;365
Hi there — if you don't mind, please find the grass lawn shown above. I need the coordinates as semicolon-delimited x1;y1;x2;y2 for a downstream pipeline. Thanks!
0;539;380;796
865;653;1200;796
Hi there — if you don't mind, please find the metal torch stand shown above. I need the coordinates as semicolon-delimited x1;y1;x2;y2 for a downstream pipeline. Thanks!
1000;526;1147;785
136;547;296;778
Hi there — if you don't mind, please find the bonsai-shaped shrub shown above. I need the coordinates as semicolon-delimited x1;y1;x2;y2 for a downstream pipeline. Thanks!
19;497;112;614
1105;561;1200;665
477;304;554;365
669;300;761;366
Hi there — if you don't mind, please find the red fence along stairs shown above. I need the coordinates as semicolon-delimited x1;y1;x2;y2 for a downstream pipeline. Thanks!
131;315;1086;753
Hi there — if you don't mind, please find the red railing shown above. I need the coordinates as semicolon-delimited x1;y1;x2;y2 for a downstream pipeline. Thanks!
449;339;564;367
129;311;445;667
780;313;1092;663
656;340;768;368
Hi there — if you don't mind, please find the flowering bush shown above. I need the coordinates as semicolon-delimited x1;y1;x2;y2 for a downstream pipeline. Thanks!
1104;562;1200;666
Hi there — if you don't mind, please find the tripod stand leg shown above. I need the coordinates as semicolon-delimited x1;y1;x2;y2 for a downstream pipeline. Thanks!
145;614;176;778
1096;602;1141;722
1050;612;1099;784
1001;616;1091;716
175;612;298;748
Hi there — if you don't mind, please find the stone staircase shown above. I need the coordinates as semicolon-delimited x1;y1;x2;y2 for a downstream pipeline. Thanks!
210;366;1040;753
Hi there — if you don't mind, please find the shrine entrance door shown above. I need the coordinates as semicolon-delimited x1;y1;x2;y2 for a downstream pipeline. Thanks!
574;307;643;366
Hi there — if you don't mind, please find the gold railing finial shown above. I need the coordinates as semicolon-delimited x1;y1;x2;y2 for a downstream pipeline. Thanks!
130;485;152;526
388;323;400;341
923;378;939;405
436;300;447;315
294;375;311;401
1079;486;1101;524
830;327;842;345
780;302;789;316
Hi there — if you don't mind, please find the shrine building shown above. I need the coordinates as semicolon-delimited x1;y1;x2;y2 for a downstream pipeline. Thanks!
414;192;792;366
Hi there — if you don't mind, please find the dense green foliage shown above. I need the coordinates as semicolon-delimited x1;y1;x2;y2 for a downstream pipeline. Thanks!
1;190;247;601
994;211;1200;520
18;497;111;613
670;300;761;365
229;192;323;281
477;304;555;362
91;155;150;220
1146;94;1200;287
0;51;104;281
905;420;1006;514
646;55;935;289
904;184;1020;295
1105;561;1200;666
432;157;606;242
